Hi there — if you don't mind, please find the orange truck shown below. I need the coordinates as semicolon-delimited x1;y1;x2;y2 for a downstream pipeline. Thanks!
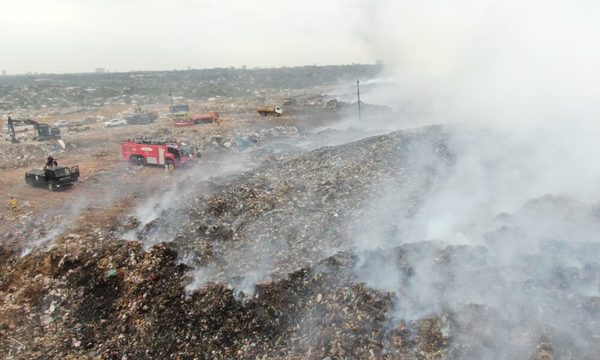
174;111;220;127
191;111;220;124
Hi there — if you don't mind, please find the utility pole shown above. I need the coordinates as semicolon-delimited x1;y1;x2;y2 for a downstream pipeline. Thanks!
168;92;175;140
356;79;362;122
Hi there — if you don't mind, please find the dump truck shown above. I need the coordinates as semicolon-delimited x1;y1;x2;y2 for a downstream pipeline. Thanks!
25;165;80;191
256;106;283;117
122;138;197;168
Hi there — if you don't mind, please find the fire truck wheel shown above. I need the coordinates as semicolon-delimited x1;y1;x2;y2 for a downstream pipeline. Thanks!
165;159;175;169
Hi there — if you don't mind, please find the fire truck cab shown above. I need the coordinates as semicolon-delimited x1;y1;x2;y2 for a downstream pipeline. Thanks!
122;138;196;167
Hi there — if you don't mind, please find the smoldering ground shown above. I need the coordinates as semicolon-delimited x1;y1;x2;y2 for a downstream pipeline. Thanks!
352;129;600;358
125;124;453;300
125;134;310;297
350;0;600;358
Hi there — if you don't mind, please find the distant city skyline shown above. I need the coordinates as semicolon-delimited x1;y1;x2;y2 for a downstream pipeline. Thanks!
1;0;374;75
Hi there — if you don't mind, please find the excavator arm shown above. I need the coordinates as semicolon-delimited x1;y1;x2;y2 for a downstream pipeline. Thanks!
6;117;60;142
22;119;41;128
6;116;19;143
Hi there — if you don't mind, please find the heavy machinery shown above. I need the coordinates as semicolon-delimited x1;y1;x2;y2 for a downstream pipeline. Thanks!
169;103;190;114
174;111;220;127
191;112;220;124
122;138;197;168
169;100;220;126
25;165;80;191
5;116;61;143
256;106;283;117
124;105;158;125
169;102;192;126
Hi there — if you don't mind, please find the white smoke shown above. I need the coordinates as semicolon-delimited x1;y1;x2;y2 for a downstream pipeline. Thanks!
355;0;600;248
352;0;600;357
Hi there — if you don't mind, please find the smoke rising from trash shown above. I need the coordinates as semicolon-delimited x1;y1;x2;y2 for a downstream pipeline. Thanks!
6;0;600;355
348;0;600;357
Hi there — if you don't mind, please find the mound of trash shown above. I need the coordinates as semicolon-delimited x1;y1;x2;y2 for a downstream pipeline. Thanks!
3;125;600;359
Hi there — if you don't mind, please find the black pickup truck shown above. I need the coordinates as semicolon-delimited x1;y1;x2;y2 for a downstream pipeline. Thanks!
25;165;80;191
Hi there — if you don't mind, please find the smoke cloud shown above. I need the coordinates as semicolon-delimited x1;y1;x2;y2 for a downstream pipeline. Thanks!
352;0;600;357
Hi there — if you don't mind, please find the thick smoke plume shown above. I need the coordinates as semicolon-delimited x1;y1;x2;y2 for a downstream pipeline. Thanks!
352;0;600;358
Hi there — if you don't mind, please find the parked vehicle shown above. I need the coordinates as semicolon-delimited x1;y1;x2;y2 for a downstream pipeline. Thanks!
104;118;127;127
68;121;90;132
192;112;220;124
122;138;197;168
124;112;158;125
169;103;190;114
174;111;220;127
25;165;80;191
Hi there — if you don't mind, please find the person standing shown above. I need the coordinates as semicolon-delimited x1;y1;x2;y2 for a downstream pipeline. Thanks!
45;155;55;169
165;163;175;178
9;196;17;211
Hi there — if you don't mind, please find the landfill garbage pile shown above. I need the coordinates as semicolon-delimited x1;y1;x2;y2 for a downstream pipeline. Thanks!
0;235;453;359
0;125;454;359
2;124;600;359
0;142;65;170
129;125;453;287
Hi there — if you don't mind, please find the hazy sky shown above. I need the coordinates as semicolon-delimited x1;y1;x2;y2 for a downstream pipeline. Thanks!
1;0;374;74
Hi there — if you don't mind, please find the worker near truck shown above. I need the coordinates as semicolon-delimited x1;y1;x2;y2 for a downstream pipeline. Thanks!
45;155;58;168
165;163;175;178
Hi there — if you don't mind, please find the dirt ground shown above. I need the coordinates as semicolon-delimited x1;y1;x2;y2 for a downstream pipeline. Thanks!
0;110;309;251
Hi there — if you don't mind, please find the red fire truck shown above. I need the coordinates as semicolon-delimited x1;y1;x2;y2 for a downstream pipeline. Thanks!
122;138;196;167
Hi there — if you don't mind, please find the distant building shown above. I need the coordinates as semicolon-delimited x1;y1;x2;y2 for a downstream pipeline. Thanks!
375;60;384;65
95;68;106;74
1;69;5;76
